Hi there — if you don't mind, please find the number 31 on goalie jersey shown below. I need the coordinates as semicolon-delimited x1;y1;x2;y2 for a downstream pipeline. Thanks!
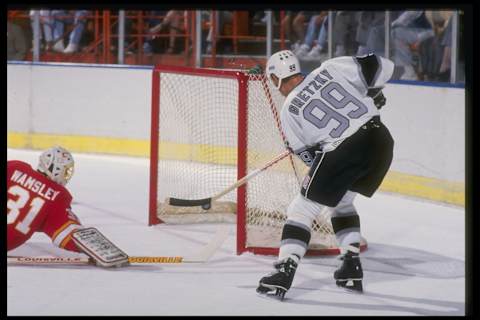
7;185;46;234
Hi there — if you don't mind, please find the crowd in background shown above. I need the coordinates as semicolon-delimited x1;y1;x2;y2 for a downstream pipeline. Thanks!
281;10;456;82
7;10;462;83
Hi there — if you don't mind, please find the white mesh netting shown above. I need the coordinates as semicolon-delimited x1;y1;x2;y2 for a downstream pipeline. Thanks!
153;68;344;253
243;74;338;251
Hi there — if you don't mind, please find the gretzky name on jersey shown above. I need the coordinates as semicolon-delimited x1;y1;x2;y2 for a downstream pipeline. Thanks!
288;69;333;116
10;170;61;201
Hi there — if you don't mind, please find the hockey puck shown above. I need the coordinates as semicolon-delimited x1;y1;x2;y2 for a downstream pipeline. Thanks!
201;203;211;210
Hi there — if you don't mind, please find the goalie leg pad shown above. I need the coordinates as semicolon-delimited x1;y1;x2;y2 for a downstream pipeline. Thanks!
72;227;129;268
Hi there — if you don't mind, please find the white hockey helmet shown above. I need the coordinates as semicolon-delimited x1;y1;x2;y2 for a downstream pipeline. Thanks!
266;50;301;89
37;146;75;186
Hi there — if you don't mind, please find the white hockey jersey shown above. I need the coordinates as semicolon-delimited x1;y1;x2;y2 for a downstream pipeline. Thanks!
280;54;394;156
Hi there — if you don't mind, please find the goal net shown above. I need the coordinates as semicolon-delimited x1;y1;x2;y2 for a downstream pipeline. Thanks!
149;65;367;255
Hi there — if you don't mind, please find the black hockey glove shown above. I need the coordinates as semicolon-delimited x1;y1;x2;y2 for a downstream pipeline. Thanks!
367;87;386;109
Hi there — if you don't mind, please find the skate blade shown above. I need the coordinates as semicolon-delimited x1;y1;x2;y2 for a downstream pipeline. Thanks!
256;284;288;301
336;279;363;293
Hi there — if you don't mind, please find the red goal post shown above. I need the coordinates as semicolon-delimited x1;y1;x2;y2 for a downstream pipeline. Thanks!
148;65;367;256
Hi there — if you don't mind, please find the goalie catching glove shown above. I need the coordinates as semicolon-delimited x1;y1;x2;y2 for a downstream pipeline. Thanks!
72;227;129;268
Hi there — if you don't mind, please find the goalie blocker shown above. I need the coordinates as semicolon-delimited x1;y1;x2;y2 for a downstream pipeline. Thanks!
72;227;129;268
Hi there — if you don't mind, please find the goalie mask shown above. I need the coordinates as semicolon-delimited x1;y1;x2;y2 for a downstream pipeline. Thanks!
266;50;301;89
37;146;75;186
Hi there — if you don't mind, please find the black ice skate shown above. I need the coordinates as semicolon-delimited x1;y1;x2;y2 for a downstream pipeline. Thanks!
256;257;298;300
334;252;363;292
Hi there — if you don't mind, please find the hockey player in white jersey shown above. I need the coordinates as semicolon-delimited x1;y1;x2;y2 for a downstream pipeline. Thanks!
256;50;395;299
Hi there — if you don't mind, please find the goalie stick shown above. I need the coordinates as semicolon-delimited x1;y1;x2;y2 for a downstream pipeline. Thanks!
8;226;230;266
166;149;291;209
7;255;185;265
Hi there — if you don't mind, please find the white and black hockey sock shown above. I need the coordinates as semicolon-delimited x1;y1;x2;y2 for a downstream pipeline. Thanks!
278;220;311;263
331;214;361;255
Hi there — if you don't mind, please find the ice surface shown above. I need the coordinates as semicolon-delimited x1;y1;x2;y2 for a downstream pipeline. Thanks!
7;149;465;316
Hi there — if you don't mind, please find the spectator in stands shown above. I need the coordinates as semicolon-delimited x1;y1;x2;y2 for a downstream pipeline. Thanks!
144;10;184;54
60;10;89;53
355;11;385;56
111;10;135;55
205;10;233;54
293;12;328;59
143;10;166;54
7;20;27;60
358;11;402;58
29;10;54;52
332;11;359;56
436;12;454;81
296;11;359;59
281;11;307;52
418;10;454;81
391;10;435;80
38;10;89;54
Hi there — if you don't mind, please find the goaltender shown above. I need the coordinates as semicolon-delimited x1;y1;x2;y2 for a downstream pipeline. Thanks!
7;146;129;267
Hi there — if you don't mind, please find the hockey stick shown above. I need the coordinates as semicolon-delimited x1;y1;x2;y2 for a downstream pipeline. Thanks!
231;59;303;186
7;255;184;265
7;226;230;266
258;74;303;187
166;150;292;209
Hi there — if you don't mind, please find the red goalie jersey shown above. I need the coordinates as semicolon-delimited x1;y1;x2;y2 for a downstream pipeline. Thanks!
7;160;82;252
